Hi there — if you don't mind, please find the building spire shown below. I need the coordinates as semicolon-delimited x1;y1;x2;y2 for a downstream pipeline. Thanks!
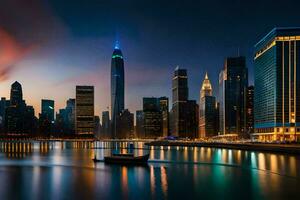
205;71;209;80
201;72;213;98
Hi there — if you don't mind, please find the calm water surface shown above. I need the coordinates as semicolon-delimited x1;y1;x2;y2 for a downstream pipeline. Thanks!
0;141;299;199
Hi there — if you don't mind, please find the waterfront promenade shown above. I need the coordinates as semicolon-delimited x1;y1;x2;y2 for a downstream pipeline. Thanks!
0;136;299;154
145;141;300;154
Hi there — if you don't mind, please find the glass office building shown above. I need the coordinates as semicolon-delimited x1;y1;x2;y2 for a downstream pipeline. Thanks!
219;57;248;137
254;27;300;141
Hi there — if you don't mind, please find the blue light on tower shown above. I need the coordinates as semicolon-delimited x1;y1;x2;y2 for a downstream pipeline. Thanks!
114;40;120;49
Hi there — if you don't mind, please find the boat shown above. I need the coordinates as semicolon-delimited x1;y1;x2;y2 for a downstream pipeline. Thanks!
102;153;150;165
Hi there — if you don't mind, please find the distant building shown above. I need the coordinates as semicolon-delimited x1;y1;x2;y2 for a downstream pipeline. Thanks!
94;116;100;137
159;97;169;137
54;98;75;135
39;99;55;135
143;97;162;138
246;86;254;135
170;67;198;138
75;86;94;135
41;99;55;123
111;45;125;138
0;97;9;133
171;66;188;137
254;28;300;141
6;81;36;135
6;81;26;134
136;110;144;138
219;57;248;137
24;106;37;134
186;100;199;138
65;98;75;134
199;73;218;138
101;111;110;139
55;109;66;135
119;109;134;138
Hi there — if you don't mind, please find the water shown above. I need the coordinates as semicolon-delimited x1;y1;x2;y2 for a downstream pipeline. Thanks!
0;141;299;199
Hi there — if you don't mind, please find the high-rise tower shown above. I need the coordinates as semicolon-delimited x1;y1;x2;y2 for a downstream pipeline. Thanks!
171;66;189;137
199;73;218;138
10;81;23;106
200;72;213;98
219;57;248;137
111;45;125;138
254;27;300;141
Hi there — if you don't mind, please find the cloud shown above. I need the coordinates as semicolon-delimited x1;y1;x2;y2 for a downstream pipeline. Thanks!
0;28;37;81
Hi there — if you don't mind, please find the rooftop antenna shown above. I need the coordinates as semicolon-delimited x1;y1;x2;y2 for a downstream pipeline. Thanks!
114;31;120;49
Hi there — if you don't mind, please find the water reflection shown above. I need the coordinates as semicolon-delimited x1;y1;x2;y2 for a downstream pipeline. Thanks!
0;141;298;199
0;142;33;158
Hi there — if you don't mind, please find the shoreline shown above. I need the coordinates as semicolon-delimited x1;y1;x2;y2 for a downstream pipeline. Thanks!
145;141;300;155
0;139;299;155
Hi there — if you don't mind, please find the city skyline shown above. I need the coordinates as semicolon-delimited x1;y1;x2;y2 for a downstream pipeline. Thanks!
1;0;300;117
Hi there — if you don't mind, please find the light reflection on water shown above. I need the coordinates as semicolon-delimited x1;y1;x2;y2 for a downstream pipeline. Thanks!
0;141;299;199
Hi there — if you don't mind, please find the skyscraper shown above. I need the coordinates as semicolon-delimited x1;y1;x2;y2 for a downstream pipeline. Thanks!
75;86;94;135
41;99;55;123
186;100;199;138
199;73;218;138
119;109;134;139
159;97;169;137
254;27;300;141
0;97;9;133
136;110;144;138
111;45;125;138
10;81;23;106
39;99;55;135
219;57;248;137
66;98;75;134
171;66;188;137
143;97;162;138
101;111;110;139
6;81;36;135
6;81;26;134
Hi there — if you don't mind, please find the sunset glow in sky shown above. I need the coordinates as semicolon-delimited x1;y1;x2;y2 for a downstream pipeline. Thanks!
1;0;300;117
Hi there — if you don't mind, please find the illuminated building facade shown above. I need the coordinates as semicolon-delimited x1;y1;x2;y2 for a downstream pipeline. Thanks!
111;45;125;138
75;86;94;135
199;73;218;137
254;27;300;141
219;57;248;137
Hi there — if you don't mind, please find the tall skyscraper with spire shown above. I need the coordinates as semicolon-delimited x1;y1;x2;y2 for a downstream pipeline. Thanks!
200;72;212;98
111;43;125;138
199;73;218;137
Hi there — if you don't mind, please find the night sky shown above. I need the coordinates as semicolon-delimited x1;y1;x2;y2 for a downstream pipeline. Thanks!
1;0;300;117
